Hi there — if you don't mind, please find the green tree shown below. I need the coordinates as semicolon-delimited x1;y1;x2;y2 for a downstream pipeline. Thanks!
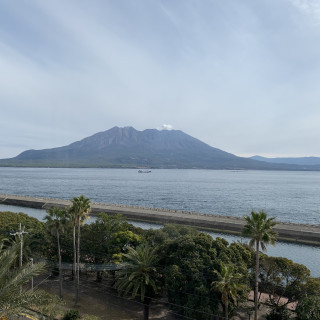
69;195;91;306
260;256;313;305
0;211;48;259
158;228;251;319
0;241;53;318
44;207;68;298
265;305;291;320
212;263;247;320
114;243;161;320
162;232;218;320
80;213;142;280
242;210;277;320
296;295;320;320
144;223;199;246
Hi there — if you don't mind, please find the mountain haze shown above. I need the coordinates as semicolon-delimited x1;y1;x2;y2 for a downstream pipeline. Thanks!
250;155;320;166
0;127;318;170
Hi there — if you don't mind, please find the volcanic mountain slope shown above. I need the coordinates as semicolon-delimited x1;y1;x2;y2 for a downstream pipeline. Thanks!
0;126;316;170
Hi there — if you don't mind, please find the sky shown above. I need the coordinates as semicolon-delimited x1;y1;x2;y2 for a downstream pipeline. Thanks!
1;0;320;159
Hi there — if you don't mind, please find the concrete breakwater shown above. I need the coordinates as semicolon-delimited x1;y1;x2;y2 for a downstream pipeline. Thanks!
0;194;319;245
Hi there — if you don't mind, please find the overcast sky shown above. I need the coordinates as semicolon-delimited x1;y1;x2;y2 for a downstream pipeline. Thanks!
1;0;320;159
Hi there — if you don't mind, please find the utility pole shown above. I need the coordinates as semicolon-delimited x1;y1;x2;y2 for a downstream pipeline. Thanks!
10;223;28;293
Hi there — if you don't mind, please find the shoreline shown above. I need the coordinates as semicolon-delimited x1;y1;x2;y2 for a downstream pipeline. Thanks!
0;193;319;246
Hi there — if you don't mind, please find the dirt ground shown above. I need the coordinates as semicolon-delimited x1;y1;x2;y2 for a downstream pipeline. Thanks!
38;274;285;320
38;274;176;320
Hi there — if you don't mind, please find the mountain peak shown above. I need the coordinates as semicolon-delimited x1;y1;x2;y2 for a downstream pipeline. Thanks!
0;126;318;170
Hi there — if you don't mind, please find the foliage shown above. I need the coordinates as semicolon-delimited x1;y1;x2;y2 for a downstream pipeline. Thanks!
0;241;55;319
242;210;277;252
144;223;199;246
212;263;248;320
2;206;318;320
62;309;81;320
36;294;64;320
69;195;91;305
44;207;68;237
304;277;320;295
44;207;69;264
265;305;291;320
80;315;100;320
0;211;48;259
296;295;320;320
0;211;44;232
114;243;161;301
259;256;315;306
161;230;250;320
114;243;161;320
69;196;91;225
242;210;277;320
44;207;68;298
80;213;142;265
163;233;215;319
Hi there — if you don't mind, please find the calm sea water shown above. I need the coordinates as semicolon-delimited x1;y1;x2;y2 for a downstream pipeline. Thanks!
0;167;319;276
0;167;320;224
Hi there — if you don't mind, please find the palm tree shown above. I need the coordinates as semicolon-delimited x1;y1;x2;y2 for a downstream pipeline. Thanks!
69;195;91;306
114;244;160;320
44;207;68;298
242;210;277;320
212;263;246;320
0;241;51;318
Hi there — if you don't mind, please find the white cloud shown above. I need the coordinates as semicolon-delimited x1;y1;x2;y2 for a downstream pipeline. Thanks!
0;0;320;158
288;0;320;24
161;124;173;130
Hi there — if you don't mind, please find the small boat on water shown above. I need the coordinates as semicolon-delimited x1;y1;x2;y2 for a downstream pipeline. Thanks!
138;169;151;173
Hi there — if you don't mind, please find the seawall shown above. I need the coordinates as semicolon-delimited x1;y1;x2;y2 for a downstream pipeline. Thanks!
0;194;319;245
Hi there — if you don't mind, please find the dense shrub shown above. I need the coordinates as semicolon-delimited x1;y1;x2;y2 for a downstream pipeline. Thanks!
296;295;320;320
265;306;291;320
62;309;81;320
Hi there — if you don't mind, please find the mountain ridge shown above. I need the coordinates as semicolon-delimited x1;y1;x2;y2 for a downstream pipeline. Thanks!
250;155;320;166
0;126;319;170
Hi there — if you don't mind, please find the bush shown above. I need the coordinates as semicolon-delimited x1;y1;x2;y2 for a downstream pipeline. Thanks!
81;315;100;320
296;295;320;320
62;310;81;320
265;305;290;320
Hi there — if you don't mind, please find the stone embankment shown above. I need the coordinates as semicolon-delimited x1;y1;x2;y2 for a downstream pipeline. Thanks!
0;194;319;245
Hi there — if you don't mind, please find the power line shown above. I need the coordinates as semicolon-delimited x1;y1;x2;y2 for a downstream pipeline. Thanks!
80;278;226;319
78;279;226;320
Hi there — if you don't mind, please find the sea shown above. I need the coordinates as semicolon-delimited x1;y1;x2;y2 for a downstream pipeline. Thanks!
0;167;319;276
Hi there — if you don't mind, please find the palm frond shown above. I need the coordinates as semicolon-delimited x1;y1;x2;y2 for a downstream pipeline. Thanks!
114;243;160;302
0;242;52;315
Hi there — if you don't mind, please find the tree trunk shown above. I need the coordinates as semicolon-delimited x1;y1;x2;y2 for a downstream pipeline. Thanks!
75;219;81;306
73;224;76;279
254;241;260;320
96;271;102;282
143;297;151;320
57;229;63;298
225;299;229;320
73;222;77;306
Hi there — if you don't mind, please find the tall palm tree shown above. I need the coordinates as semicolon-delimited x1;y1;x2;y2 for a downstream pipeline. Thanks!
0;241;50;318
242;210;277;320
114;244;160;320
212;263;246;320
44;207;68;298
69;195;91;306
67;205;77;281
